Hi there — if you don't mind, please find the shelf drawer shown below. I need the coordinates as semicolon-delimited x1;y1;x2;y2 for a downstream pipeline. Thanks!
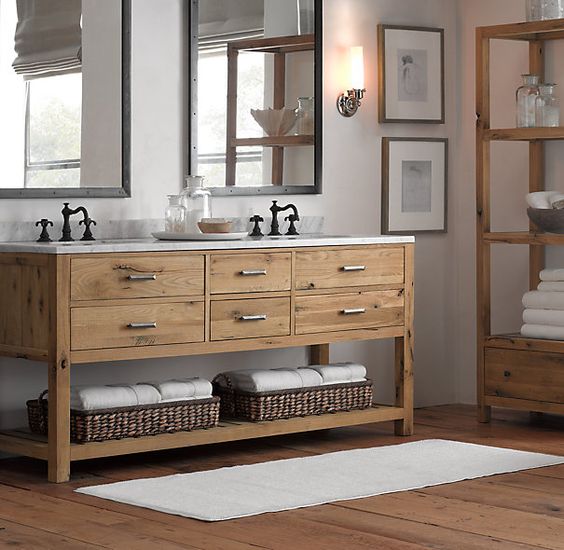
71;301;204;350
210;253;291;294
71;255;204;301
485;348;564;404
295;290;404;335
295;248;404;290
210;297;290;341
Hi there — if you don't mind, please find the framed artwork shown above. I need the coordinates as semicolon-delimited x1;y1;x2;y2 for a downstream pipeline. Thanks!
382;137;448;234
378;25;445;124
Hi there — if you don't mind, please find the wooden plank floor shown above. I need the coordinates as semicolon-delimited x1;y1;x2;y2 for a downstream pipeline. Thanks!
0;405;562;549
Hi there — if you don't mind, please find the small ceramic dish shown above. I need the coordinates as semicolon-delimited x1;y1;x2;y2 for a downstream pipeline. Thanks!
527;207;564;234
198;218;233;234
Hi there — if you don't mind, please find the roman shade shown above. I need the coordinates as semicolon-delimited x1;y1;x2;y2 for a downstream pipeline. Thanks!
198;0;264;41
12;0;82;79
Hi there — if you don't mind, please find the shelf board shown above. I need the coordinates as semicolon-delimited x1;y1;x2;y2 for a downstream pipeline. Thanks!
0;405;406;463
228;34;315;54
480;18;564;41
484;127;564;141
231;135;314;148
485;333;564;354
483;232;564;245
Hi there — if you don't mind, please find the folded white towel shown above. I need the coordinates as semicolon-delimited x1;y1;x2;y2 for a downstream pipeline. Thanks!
522;291;564;310
143;378;213;401
307;363;367;385
538;281;564;292
216;368;323;393
521;324;564;340
70;385;152;411
523;308;564;327
540;268;564;282
109;384;162;406
526;191;560;209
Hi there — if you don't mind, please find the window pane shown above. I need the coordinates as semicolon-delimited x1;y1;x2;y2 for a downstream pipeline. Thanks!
26;168;80;188
28;73;82;163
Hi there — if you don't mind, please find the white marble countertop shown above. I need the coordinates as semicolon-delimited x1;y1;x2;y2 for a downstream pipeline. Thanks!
0;234;415;255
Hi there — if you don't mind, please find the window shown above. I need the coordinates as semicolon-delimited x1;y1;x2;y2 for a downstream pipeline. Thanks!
25;72;82;188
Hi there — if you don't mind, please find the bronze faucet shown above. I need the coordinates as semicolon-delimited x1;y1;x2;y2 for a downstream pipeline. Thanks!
269;201;300;236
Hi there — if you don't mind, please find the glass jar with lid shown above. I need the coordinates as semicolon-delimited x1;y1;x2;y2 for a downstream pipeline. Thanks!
295;97;314;135
539;0;564;19
516;74;540;128
165;195;186;233
180;175;212;233
526;0;542;20
536;83;560;127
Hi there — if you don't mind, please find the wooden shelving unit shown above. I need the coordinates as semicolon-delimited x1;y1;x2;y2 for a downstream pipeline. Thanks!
476;19;564;422
226;34;315;186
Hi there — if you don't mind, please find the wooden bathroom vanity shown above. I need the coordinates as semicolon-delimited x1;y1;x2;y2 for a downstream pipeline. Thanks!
0;236;414;482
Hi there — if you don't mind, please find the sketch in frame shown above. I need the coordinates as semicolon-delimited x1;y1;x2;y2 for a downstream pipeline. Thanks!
382;138;448;234
378;25;445;123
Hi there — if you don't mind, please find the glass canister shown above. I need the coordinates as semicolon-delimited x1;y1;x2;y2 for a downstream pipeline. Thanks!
516;74;540;128
536;83;560;127
526;0;542;20
539;0;564;19
180;175;212;233
165;195;186;233
295;97;314;135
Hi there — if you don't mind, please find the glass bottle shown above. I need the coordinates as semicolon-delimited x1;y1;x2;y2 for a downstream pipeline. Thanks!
536;84;560;127
526;0;542;20
180;175;212;233
539;0;564;19
165;195;186;233
516;74;540;128
295;97;315;135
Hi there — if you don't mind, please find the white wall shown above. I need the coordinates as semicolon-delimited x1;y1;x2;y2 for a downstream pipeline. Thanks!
0;0;462;431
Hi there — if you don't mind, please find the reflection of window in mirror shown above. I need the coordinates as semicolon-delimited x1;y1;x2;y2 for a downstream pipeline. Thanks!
196;0;316;191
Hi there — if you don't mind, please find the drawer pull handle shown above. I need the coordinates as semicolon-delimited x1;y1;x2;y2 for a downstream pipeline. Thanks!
239;314;268;321
342;308;367;315
127;322;157;329
342;265;366;272
240;270;267;276
127;274;157;281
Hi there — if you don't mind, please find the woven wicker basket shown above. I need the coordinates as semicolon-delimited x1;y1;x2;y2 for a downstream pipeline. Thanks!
213;375;373;422
27;390;220;444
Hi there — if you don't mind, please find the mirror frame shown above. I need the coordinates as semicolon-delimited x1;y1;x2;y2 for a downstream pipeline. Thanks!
0;0;131;199
187;0;322;196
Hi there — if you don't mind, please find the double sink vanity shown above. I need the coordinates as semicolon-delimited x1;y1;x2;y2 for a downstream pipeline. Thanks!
0;233;414;482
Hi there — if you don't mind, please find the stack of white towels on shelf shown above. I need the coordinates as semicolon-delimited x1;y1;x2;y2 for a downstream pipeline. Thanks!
521;269;564;340
215;363;367;393
69;377;213;411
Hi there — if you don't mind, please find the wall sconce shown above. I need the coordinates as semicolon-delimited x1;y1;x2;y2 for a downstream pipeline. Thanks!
337;46;366;117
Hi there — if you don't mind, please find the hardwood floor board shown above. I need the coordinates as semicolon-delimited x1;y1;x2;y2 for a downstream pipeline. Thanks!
489;470;564;496
337;491;564;549
526;465;564;479
418;477;564;517
0;518;105;549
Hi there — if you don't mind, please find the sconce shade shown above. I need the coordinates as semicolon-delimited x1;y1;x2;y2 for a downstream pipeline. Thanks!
350;46;364;90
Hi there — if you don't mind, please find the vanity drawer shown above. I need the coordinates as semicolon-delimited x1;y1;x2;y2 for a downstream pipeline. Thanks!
210;297;291;341
210;253;291;294
485;348;564;403
71;301;204;350
71;254;204;301
295;290;404;335
295;248;404;290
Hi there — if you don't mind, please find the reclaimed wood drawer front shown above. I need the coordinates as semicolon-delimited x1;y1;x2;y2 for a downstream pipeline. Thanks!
295;290;404;335
295;248;404;290
210;253;291;294
71;255;204;301
211;297;291;341
485;348;564;404
71;302;204;350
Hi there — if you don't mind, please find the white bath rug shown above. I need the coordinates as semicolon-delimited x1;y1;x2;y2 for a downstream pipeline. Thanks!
76;439;564;522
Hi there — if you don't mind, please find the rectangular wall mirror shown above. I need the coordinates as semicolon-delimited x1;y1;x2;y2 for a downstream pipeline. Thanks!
0;0;130;198
189;0;322;195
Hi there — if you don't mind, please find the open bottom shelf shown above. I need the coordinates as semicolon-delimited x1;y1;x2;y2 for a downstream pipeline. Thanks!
485;333;564;353
0;404;405;463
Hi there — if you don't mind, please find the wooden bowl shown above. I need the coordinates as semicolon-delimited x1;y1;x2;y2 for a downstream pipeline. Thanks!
198;219;233;234
527;207;564;234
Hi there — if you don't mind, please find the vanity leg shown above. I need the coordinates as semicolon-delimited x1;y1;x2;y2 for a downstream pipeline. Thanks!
394;336;414;436
47;255;71;483
310;344;329;365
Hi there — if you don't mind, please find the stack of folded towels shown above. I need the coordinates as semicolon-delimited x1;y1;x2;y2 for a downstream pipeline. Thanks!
521;268;564;340
70;377;213;411
214;363;367;393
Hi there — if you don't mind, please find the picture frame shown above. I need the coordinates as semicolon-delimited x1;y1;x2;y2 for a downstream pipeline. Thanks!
382;137;448;234
378;25;445;124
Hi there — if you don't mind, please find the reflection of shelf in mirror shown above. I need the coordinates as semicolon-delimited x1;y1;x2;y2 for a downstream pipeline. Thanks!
230;34;315;54
231;135;314;147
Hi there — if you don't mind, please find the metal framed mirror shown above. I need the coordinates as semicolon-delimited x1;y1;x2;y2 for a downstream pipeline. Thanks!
187;0;322;195
0;0;130;198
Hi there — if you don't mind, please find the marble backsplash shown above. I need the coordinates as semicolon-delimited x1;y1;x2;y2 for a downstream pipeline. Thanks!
0;216;324;242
